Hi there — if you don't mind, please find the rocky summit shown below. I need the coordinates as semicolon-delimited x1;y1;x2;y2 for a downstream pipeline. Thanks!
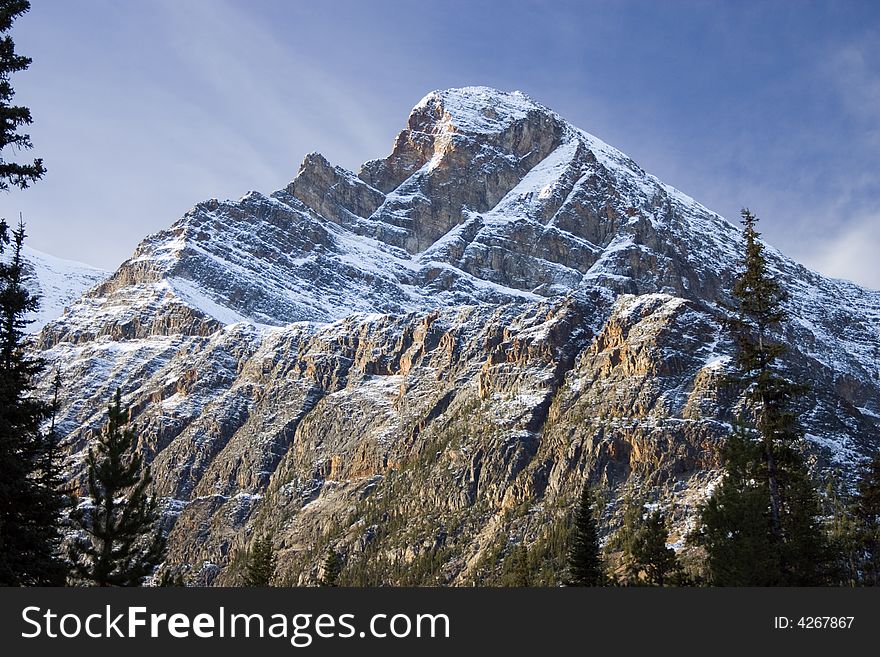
35;86;880;584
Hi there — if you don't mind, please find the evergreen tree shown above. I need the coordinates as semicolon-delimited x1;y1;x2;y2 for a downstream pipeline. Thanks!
852;451;880;585
0;3;66;586
68;389;165;586
0;0;45;190
36;369;70;582
0;223;67;585
694;209;829;585
609;494;644;584
779;455;833;584
693;424;779;585
630;510;679;587
566;482;602;585
730;209;791;543
823;472;860;586
319;549;342;587
243;533;276;587
523;515;570;586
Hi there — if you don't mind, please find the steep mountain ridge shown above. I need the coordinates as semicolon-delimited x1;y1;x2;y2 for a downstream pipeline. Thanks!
36;87;880;584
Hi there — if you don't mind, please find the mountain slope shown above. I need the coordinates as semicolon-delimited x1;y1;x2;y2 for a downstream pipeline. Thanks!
37;87;880;584
13;246;107;332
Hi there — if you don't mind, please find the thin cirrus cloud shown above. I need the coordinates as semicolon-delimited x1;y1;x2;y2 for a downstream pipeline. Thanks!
796;31;880;287
3;0;398;270
826;33;880;136
1;0;878;291
805;216;880;289
153;0;390;168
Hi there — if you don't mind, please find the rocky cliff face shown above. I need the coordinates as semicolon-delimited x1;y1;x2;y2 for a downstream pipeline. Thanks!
37;87;880;584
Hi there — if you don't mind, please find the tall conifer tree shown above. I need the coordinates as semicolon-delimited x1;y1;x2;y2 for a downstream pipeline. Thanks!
243;533;277;587
68;390;165;586
852;452;880;585
0;223;67;584
630;510;678;587
0;0;63;585
609;494;645;584
730;209;791;542
319;549;342;587
566;482;602;586
694;209;828;585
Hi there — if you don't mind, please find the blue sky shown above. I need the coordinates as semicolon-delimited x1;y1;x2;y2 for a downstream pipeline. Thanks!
2;0;879;288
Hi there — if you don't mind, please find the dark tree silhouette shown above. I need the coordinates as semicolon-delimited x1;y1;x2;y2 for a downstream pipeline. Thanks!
566;482;603;585
68;390;165;586
243;533;277;587
0;1;45;190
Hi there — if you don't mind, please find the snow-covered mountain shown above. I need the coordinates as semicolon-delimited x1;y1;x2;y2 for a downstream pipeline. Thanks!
14;245;107;332
37;87;880;584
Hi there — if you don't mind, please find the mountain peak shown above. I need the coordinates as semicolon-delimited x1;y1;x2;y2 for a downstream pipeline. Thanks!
31;86;880;586
412;86;548;135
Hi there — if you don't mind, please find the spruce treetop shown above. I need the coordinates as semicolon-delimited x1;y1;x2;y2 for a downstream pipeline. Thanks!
244;533;277;587
566;482;602;586
0;0;45;191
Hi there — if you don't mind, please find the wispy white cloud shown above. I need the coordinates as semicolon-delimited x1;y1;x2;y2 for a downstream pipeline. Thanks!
824;31;880;139
789;32;880;289
800;214;880;290
153;0;393;173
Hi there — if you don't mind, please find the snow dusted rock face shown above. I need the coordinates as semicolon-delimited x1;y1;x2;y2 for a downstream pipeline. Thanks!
15;246;107;332
37;86;880;584
357;88;567;253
